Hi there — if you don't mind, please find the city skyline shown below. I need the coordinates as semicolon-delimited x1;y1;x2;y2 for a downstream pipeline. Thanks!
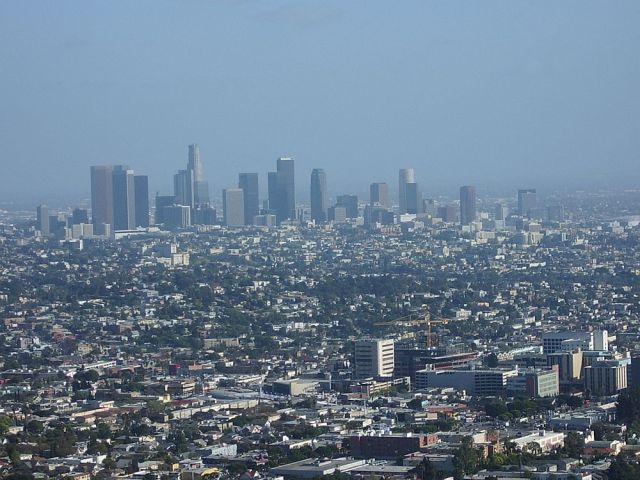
2;1;639;203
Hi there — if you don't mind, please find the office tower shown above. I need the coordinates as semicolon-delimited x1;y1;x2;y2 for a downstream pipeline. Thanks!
90;165;114;228
459;186;477;225
423;198;436;217
238;173;259;225
193;205;217;225
370;182;389;209
255;214;277;227
188;144;210;206
164;205;191;229
337;194;358;218
154;195;175;225
223;188;245;227
267;171;278;212
71;208;89;225
547;205;565;222
518;189;537;217
310;169;328;223
438;205;458;223
405;182;420;214
328;205;347;223
36;205;50;236
174;169;194;208
584;359;628;396
112;165;136;231
495;203;509;221
398;168;415;214
134;175;150;228
354;338;395;378
275;157;295;222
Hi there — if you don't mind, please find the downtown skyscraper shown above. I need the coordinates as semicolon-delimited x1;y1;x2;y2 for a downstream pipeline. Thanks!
310;168;328;223
270;157;295;223
370;182;389;209
188;144;209;207
90;165;149;233
459;185;477;226
90;165;114;230
174;144;210;210
398;168;420;214
238;173;259;225
518;188;537;217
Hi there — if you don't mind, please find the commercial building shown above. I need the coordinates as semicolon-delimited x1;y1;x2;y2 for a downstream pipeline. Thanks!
584;358;628;396
350;433;437;459
134;175;150;228
336;194;358;218
310;168;328;223
398;168;416;214
370;182;389;209
518;189;537;217
36;205;49;236
459;185;477;226
394;349;478;381
275;157;295;223
354;339;394;378
542;331;608;354
269;458;366;479
112;165;136;231
506;368;559;398
238;173;259;225
188;143;209;206
164;205;191;229
223;188;245;227
90;165;114;228
415;367;518;395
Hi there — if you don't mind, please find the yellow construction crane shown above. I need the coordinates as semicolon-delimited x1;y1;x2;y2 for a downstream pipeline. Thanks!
374;309;448;348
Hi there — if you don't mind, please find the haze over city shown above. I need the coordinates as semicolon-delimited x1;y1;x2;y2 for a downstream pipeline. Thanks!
1;0;639;205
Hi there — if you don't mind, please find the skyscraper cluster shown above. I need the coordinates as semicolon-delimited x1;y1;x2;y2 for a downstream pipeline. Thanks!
82;142;552;234
90;164;149;235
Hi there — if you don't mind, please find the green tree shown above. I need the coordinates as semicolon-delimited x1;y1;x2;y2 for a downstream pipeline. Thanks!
0;415;13;435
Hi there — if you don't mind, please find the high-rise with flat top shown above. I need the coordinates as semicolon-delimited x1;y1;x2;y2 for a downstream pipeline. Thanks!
223;188;245;227
354;338;395;378
370;182;389;209
275;157;295;223
459;185;477;225
399;168;421;214
398;168;415;214
90;165;114;229
112;165;136;230
310;168;328;223
36;205;50;236
238;173;259;225
134;175;150;227
518;189;537;217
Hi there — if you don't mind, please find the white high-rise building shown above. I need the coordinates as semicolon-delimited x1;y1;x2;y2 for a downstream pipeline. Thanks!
354;339;394;378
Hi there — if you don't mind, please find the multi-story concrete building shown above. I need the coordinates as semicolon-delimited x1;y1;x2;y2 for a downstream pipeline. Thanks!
584;358;628;396
354;339;394;378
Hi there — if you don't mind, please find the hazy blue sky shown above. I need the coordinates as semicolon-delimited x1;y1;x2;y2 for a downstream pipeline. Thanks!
1;1;639;205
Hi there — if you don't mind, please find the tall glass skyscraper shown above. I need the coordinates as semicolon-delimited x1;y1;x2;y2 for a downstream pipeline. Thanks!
112;165;136;231
398;168;416;214
276;157;295;223
370;182;389;209
518;189;537;217
238;173;259;225
459;185;477;225
188;144;209;206
90;165;114;228
310;168;328;223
